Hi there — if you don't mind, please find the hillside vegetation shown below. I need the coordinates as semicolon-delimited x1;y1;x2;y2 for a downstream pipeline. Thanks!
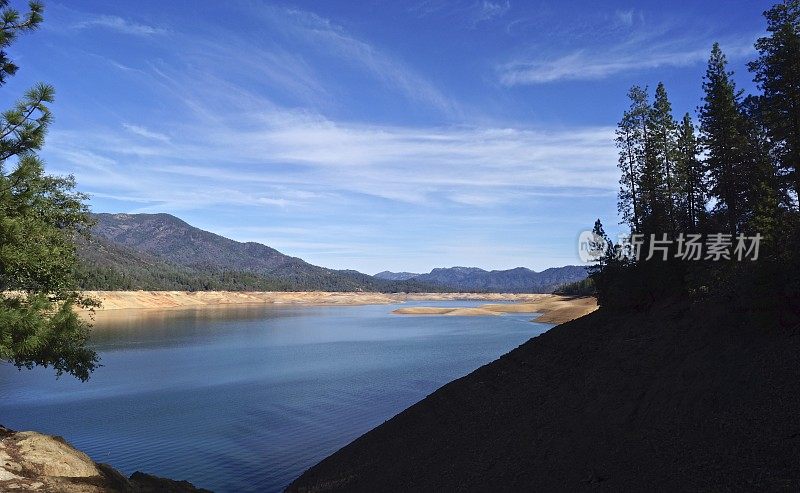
77;213;587;293
76;213;441;293
376;266;588;293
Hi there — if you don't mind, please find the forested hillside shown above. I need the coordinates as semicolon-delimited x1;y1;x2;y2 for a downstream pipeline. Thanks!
410;266;588;293
77;213;586;293
76;213;440;292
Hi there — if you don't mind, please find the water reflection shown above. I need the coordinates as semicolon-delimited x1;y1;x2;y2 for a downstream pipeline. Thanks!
0;301;550;493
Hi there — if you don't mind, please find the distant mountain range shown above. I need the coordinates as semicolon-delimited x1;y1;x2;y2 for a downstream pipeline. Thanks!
78;213;437;292
375;266;588;293
76;213;587;293
373;271;422;281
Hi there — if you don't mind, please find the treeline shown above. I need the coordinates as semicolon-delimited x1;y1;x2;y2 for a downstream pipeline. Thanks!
76;262;445;293
75;263;295;292
592;1;800;311
554;278;595;296
74;237;445;293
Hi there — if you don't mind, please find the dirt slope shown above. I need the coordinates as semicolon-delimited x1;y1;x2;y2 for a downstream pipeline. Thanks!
287;302;800;491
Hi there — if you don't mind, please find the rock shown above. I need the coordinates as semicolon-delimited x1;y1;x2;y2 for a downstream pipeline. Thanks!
13;432;101;478
129;471;213;492
0;426;211;492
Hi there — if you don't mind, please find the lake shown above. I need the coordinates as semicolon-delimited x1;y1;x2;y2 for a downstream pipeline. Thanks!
0;300;551;492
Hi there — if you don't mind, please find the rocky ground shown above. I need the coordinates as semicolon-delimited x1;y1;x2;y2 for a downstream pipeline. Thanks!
0;426;210;493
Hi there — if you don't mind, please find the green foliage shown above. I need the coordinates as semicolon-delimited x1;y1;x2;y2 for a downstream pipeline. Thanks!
673;114;706;232
615;85;649;231
0;293;96;381
616;83;683;236
699;43;750;235
0;1;98;380
0;0;42;85
72;234;447;294
554;277;595;296
749;0;800;201
648;83;678;232
593;3;800;312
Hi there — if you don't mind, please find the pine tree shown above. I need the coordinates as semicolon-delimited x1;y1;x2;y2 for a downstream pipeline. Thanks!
674;114;707;232
631;86;667;237
649;83;678;232
699;43;749;235
597;2;800;309
0;2;98;380
748;0;800;207
740;95;782;246
616;86;653;233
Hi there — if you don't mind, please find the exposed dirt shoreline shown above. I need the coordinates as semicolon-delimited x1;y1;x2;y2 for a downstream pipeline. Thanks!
393;296;597;324
84;290;553;310
82;291;596;325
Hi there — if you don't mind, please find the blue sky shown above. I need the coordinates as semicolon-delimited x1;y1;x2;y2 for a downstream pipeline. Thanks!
5;0;771;273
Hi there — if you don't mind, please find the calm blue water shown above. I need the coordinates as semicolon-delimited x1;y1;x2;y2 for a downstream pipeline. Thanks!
0;301;550;492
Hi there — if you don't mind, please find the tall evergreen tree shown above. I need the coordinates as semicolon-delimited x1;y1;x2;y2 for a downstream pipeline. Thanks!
739;95;782;246
674;113;706;232
649;83;678;232
633;89;668;236
596;2;800;309
0;1;98;380
616;86;656;233
748;0;800;207
699;43;749;235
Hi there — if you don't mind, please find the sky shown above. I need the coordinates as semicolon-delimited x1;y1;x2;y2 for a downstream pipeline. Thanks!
3;0;772;274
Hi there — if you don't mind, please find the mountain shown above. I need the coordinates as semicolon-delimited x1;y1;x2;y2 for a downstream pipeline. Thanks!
77;213;586;293
78;213;437;292
76;233;295;291
91;213;314;276
381;265;588;293
373;271;421;281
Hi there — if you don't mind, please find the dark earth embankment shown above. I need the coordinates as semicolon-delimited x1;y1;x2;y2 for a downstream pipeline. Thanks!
287;300;800;491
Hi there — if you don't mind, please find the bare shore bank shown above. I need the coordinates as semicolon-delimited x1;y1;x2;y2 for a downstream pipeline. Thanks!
82;291;596;325
83;291;555;310
393;295;597;324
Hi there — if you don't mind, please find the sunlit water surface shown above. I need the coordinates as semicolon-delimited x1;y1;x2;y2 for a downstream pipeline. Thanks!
0;301;550;492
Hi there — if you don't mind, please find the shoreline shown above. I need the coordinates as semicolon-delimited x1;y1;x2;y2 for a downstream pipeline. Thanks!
83;290;555;311
81;291;596;325
393;296;597;324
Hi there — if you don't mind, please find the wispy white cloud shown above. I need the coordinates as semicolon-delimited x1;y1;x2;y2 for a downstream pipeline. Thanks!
72;14;166;36
410;0;511;29
46;22;620;207
42;2;626;271
51;109;617;210
471;1;511;25
614;9;636;28
272;6;461;116
122;123;170;142
499;35;758;85
50;68;618;211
